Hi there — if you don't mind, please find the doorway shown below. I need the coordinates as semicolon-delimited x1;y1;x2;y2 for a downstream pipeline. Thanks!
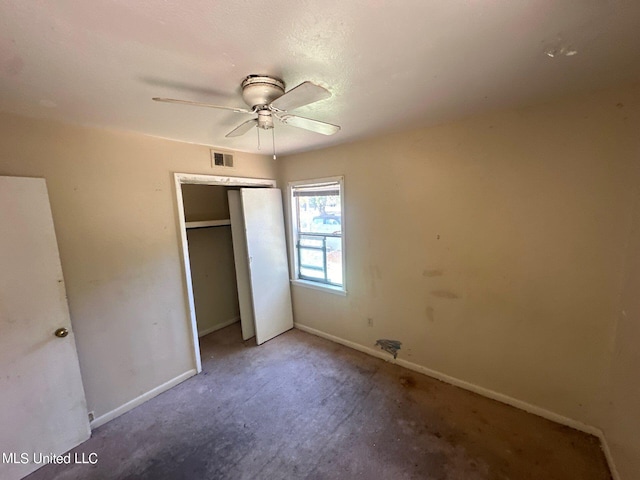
182;183;240;341
174;173;286;372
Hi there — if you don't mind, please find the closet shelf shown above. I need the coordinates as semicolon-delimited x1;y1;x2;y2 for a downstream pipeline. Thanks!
185;219;231;229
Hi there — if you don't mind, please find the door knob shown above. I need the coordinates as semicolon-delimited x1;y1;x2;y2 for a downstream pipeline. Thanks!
54;327;69;338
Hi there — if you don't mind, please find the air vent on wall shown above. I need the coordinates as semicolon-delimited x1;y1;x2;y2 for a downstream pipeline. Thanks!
210;150;234;168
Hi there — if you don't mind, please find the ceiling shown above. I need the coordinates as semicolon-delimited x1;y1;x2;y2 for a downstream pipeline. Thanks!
0;0;639;156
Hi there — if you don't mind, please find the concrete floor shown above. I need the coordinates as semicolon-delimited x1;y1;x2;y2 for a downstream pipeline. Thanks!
28;324;611;480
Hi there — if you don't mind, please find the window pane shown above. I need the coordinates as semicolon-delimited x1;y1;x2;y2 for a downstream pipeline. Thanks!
296;191;341;235
299;236;324;248
300;266;325;280
299;247;324;270
327;240;342;285
292;180;343;288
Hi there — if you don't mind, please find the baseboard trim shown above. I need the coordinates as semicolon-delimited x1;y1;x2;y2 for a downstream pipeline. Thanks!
597;432;621;480
90;369;197;429
294;323;601;435
294;323;624;476
198;317;240;338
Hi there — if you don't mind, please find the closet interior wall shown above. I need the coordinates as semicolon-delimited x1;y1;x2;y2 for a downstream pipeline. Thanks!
181;184;240;337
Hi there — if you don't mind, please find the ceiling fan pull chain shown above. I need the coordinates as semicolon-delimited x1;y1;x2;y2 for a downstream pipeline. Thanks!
272;127;277;160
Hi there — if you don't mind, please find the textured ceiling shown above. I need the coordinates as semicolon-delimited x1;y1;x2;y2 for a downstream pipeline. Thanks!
0;0;639;155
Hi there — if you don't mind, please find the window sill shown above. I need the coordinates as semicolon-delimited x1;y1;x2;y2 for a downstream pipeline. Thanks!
291;279;347;296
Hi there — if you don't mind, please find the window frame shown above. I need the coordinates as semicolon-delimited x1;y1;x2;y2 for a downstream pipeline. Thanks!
288;176;346;296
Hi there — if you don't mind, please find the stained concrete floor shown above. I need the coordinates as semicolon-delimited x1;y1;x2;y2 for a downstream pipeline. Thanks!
28;324;611;480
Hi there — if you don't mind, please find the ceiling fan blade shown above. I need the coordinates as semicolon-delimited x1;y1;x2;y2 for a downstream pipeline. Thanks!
152;97;253;114
277;114;340;135
225;118;258;137
270;81;331;112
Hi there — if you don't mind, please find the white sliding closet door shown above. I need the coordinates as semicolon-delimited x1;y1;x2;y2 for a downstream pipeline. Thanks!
229;188;293;345
228;190;256;341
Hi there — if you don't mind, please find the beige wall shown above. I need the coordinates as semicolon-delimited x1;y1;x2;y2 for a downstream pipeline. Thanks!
278;84;640;466
182;185;240;335
186;227;239;335
605;179;640;479
0;112;275;419
182;183;230;222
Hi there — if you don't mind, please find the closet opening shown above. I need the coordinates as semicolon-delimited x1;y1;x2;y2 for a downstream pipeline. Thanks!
174;173;292;373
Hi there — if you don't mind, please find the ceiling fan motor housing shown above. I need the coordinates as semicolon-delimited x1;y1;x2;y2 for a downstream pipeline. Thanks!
241;75;285;109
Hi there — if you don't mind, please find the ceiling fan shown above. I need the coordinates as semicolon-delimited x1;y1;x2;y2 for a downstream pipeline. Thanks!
153;75;341;140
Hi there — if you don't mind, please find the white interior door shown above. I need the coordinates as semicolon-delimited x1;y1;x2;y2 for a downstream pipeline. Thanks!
0;177;90;480
238;188;294;345
228;190;256;341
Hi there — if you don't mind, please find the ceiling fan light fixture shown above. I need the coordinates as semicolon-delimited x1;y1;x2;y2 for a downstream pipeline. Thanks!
257;109;274;130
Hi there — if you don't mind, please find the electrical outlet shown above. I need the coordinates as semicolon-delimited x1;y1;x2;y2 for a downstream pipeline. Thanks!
367;318;373;327
88;411;95;422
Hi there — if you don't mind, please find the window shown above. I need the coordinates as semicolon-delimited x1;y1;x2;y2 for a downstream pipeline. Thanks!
290;177;345;293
